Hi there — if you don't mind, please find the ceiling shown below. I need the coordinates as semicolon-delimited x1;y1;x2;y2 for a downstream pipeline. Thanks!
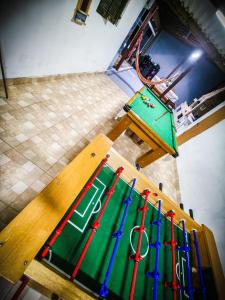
158;0;225;73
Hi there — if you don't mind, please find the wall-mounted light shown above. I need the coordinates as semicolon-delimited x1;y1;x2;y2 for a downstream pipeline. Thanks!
72;0;93;25
216;10;225;28
189;49;203;62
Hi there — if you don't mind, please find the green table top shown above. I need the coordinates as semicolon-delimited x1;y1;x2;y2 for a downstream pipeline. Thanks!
129;87;177;154
40;165;190;300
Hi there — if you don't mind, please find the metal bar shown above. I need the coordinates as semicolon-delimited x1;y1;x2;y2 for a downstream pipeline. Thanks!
146;200;162;300
179;220;193;299
164;210;179;300
70;167;124;280
189;209;194;220
0;47;8;99
99;178;137;298
165;57;187;79
115;6;159;70
193;230;207;300
159;65;193;98
41;155;109;259
129;189;150;300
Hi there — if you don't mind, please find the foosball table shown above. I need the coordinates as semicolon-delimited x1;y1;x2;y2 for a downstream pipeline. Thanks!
0;134;224;300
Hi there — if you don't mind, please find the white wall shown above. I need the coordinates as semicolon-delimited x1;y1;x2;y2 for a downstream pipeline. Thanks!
0;0;145;78
177;119;225;274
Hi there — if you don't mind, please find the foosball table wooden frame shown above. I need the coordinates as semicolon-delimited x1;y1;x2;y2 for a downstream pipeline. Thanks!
0;134;224;300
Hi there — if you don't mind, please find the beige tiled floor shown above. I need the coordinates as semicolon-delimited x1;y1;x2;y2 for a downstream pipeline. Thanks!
0;73;180;229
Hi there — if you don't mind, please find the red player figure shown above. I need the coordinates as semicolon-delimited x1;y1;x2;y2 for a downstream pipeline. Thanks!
164;210;180;300
70;167;124;281
41;155;110;259
129;189;150;300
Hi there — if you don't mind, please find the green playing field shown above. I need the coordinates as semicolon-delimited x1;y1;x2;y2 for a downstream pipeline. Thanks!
129;87;177;153
40;165;191;300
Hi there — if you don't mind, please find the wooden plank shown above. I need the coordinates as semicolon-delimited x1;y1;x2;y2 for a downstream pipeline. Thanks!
129;122;159;150
25;260;95;300
202;225;225;300
0;134;112;283
107;147;201;233
107;115;132;141
136;147;166;168
76;0;92;15
177;106;225;145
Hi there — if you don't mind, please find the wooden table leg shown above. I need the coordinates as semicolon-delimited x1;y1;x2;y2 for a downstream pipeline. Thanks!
107;115;132;141
136;147;166;168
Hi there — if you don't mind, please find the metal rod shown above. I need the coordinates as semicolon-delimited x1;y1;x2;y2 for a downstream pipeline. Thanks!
165;57;187;79
41;155;110;259
189;209;194;220
164;211;179;300
159;65;193;98
146;200;162;300
159;182;163;192
0;47;8;99
129;189;150;300
179;220;193;299
70;167;124;280
193;230;207;300
115;6;159;70
99;178;137;298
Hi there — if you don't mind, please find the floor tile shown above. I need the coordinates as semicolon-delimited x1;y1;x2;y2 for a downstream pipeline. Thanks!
0;73;180;230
